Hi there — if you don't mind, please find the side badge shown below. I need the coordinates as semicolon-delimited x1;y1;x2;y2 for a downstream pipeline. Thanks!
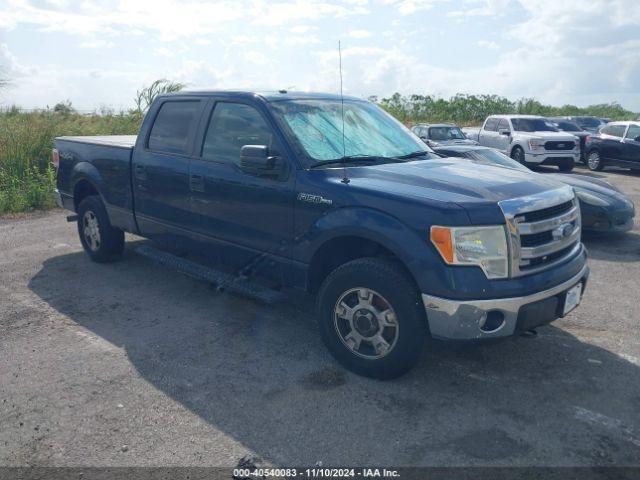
297;192;333;206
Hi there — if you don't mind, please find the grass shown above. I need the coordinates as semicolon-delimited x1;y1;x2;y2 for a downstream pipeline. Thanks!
0;107;141;215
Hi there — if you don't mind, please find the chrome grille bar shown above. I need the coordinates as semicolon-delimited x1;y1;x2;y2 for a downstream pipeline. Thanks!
499;186;581;277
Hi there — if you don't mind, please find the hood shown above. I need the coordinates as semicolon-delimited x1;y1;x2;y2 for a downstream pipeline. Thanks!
518;131;578;140
428;139;479;147
341;157;567;206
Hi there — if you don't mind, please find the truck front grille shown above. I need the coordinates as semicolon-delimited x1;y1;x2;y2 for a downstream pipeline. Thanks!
499;187;582;277
545;141;575;151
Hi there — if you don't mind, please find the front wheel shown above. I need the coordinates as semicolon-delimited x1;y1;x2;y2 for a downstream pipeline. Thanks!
510;146;529;168
587;151;604;171
317;258;427;379
77;195;125;262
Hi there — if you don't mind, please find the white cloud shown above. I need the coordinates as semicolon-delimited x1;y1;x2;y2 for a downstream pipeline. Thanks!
449;0;510;18
348;29;372;39
384;0;445;15
79;40;115;49
477;39;498;50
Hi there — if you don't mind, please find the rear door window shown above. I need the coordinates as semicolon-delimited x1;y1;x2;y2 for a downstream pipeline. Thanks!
601;125;626;138
148;101;201;154
484;118;499;131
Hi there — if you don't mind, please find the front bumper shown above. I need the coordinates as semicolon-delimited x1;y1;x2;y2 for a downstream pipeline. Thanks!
54;189;74;211
422;263;589;340
524;151;579;165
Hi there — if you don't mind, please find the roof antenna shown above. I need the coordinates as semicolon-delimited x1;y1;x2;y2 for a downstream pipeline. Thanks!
339;40;350;185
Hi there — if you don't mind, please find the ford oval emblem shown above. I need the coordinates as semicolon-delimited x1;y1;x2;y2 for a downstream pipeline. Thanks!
552;223;574;240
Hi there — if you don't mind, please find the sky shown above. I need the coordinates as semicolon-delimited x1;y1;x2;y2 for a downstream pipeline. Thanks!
0;0;639;112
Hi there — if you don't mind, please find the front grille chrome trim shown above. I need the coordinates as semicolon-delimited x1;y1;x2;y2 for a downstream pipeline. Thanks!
499;186;580;277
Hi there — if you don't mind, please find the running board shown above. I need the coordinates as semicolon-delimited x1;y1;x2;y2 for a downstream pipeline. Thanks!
135;245;286;304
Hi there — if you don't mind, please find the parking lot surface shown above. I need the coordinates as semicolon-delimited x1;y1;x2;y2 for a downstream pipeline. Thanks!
1;166;640;467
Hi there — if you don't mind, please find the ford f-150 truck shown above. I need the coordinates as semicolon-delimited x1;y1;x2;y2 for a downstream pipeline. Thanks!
463;115;580;172
53;91;589;379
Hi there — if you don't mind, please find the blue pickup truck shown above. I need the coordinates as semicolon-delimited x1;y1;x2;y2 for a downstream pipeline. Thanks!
53;90;589;378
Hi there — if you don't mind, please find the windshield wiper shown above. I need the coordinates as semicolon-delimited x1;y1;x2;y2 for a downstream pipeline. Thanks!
310;155;405;169
396;150;432;159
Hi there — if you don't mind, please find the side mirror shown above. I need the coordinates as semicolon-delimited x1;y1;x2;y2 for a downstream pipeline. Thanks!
239;145;281;177
419;135;428;141
499;129;511;136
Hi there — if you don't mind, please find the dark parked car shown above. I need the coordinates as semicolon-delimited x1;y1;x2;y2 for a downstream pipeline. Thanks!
548;117;590;162
410;123;478;147
584;121;640;171
433;145;635;233
559;116;604;133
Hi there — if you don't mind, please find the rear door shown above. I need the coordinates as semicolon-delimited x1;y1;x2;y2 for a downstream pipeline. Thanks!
187;99;296;282
622;124;640;166
599;124;626;160
479;117;499;148
133;98;205;241
494;118;511;153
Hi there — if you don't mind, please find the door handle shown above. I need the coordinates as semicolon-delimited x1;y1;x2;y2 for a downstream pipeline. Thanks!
134;164;147;180
190;173;205;192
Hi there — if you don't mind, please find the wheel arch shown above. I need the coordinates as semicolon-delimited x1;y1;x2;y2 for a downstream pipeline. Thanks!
307;234;418;294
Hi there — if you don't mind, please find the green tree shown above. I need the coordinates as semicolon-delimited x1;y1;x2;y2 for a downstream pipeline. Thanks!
134;79;186;115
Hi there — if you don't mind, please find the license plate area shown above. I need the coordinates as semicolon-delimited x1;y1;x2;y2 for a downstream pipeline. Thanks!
562;282;582;316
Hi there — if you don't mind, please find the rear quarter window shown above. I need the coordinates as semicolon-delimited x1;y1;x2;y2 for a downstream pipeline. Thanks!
148;101;201;154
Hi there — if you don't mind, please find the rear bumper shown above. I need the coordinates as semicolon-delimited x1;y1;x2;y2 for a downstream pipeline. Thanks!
525;151;579;165
422;263;589;340
54;189;74;211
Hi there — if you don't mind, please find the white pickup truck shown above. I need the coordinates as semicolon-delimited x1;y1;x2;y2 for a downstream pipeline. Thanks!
463;115;580;172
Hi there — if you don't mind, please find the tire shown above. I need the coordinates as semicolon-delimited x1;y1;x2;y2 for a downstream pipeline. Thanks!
558;159;574;173
76;195;125;262
316;258;427;379
510;146;528;167
587;150;604;171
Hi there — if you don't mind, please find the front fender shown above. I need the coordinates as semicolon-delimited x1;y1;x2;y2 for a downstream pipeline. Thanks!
293;206;443;292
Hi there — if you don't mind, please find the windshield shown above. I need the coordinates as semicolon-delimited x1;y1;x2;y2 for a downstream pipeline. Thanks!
576;117;602;128
270;99;431;163
511;118;559;132
429;126;466;140
554;121;581;132
467;149;529;172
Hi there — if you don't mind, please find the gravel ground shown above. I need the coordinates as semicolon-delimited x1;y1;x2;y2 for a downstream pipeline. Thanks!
1;166;640;468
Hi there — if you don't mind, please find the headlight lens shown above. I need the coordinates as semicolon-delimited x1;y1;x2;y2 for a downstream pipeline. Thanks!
529;139;543;150
576;190;610;206
430;225;509;279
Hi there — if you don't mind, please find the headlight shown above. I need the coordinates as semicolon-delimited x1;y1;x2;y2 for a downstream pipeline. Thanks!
430;225;509;279
529;139;543;150
576;190;610;206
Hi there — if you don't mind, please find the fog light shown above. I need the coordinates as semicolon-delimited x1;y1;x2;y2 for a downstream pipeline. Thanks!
479;310;505;332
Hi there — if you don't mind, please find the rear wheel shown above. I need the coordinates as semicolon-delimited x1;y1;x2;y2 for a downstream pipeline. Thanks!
77;195;125;262
317;258;427;379
587;151;604;171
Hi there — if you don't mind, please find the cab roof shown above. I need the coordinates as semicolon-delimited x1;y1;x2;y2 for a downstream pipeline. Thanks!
161;89;364;103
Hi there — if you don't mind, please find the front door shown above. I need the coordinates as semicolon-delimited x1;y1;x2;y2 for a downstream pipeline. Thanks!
188;100;295;283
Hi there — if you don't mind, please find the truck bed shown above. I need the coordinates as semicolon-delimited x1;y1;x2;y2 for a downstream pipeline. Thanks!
56;135;137;149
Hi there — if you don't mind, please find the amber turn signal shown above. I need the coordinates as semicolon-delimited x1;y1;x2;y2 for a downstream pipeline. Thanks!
430;226;454;263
